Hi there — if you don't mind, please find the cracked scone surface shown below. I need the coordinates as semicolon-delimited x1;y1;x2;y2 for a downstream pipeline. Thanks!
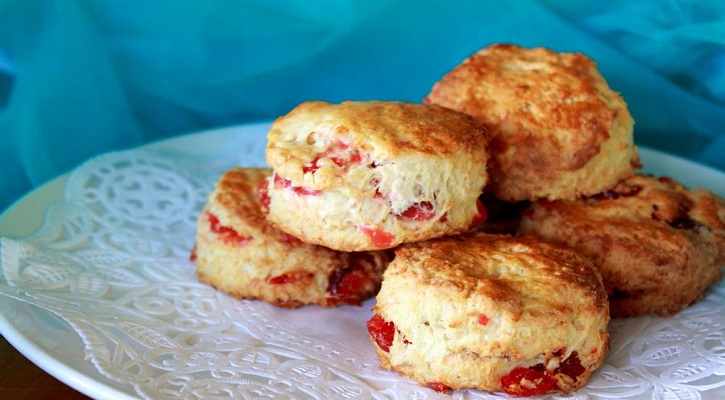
367;233;609;396
424;43;638;201
265;100;489;251
194;167;389;308
519;173;725;318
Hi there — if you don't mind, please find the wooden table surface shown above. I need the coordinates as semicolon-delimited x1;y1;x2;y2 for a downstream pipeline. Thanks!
0;335;91;400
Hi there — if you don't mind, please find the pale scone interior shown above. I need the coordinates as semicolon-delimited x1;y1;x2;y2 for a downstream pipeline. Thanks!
265;101;489;251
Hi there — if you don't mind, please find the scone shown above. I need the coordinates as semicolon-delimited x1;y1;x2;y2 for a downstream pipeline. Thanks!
194;167;390;308
265;100;489;251
518;174;725;318
424;43;639;201
367;233;609;396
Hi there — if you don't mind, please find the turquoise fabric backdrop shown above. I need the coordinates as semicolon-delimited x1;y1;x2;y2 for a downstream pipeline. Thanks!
1;0;724;212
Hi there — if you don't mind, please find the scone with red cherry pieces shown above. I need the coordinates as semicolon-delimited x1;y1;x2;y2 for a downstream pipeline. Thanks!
367;233;609;396
265;101;489;251
519;174;725;318
424;43;638;201
194;167;390;308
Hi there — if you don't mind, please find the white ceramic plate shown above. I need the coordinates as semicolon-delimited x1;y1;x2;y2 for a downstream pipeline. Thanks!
1;123;724;400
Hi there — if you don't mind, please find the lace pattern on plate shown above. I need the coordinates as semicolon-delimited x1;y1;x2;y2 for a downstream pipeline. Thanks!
1;144;725;400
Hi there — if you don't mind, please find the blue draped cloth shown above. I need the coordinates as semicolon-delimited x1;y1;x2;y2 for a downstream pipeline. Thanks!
1;0;724;212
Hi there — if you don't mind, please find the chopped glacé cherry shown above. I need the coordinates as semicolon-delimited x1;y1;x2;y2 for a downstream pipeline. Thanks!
651;203;705;233
399;201;436;221
331;156;347;167
555;351;584;381
592;185;643;201
303;155;345;174
189;244;197;262
327;253;376;305
668;217;705;232
273;173;321;196
328;267;365;305
333;270;366;301
302;156;321;174
370;178;385;199
257;179;270;212
302;142;363;174
207;213;252;245
366;314;396;352
501;365;556;397
359;225;396;248
477;314;490;326
427;382;452;394
472;198;488;225
266;274;296;285
279;231;303;244
266;272;313;285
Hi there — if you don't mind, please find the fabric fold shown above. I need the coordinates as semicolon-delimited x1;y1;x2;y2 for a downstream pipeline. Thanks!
1;0;723;213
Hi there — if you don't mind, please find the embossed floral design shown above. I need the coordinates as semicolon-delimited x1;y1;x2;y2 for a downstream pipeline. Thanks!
1;142;725;400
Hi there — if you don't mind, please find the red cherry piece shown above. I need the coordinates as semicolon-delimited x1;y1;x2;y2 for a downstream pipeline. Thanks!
330;156;346;167
293;186;321;196
302;156;322;174
359;226;395;248
501;366;556;397
273;173;290;188
279;232;303;244
189;244;197;262
273;173;321;196
266;274;296;285
302;142;362;174
327;253;376;305
207;213;252;245
427;382;452;394
472;198;488;225
257;179;270;212
592;185;642;201
335;271;365;301
266;272;313;285
477;314;490;326
556;352;584;382
366;314;395;352
328;267;365;305
668;217;705;232
399;201;436;221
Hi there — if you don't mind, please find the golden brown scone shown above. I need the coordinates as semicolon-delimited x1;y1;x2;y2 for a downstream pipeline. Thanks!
367;233;609;396
265;100;489;251
518;174;725;318
424;43;639;201
193;167;390;308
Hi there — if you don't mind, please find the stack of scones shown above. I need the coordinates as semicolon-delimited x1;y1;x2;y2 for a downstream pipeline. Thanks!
192;43;725;396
